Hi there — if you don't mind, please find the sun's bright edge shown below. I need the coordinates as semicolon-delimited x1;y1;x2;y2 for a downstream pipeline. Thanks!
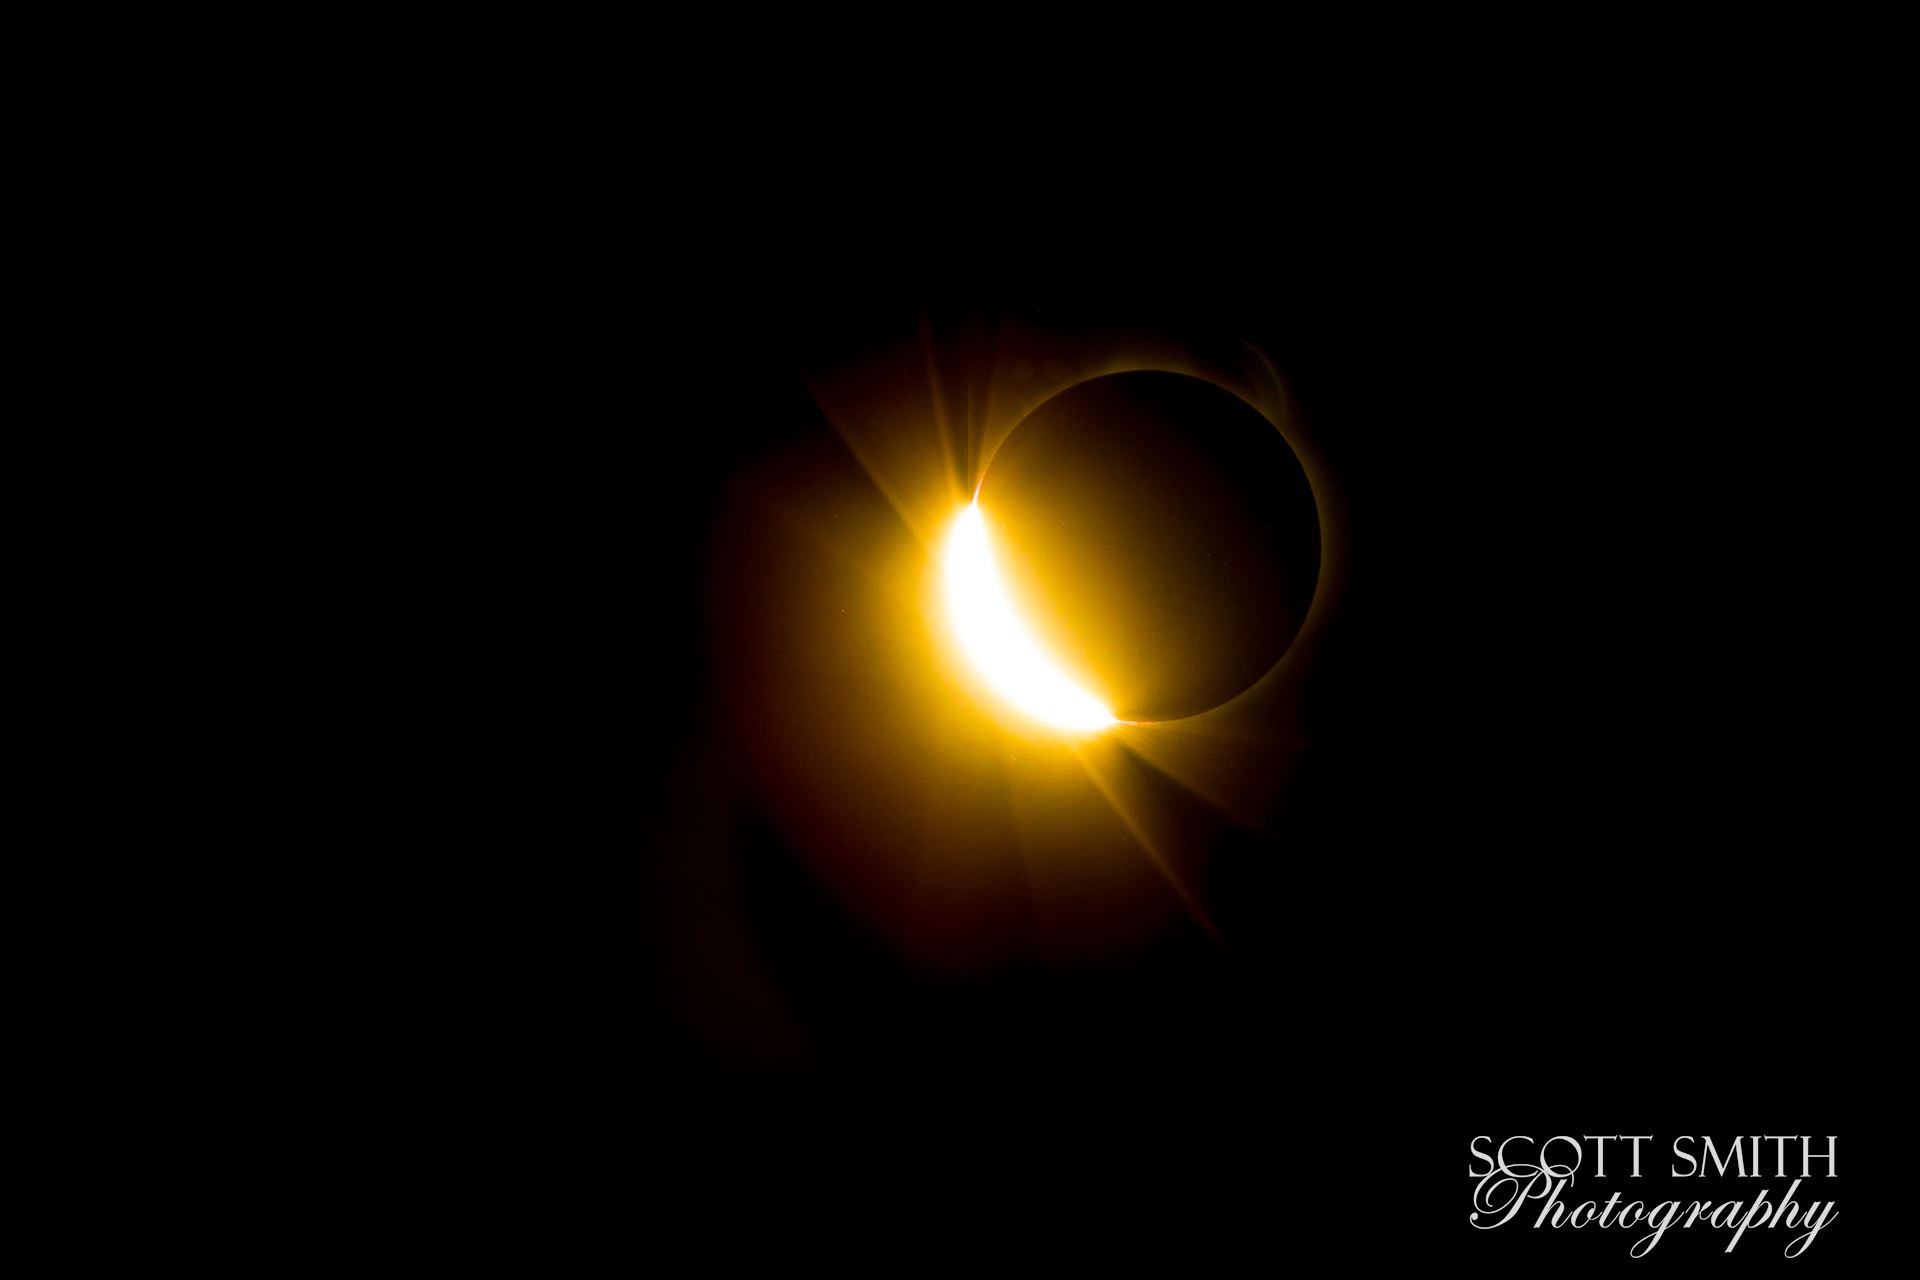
943;501;1118;733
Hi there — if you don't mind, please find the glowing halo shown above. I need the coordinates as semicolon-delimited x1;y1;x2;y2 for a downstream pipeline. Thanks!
942;500;1120;733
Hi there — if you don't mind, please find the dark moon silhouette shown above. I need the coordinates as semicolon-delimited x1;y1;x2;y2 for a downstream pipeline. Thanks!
979;370;1320;723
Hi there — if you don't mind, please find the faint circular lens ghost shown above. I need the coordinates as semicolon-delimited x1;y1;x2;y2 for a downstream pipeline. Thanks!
978;370;1320;723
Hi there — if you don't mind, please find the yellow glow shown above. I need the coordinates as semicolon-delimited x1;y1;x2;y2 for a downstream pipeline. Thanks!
943;501;1118;732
